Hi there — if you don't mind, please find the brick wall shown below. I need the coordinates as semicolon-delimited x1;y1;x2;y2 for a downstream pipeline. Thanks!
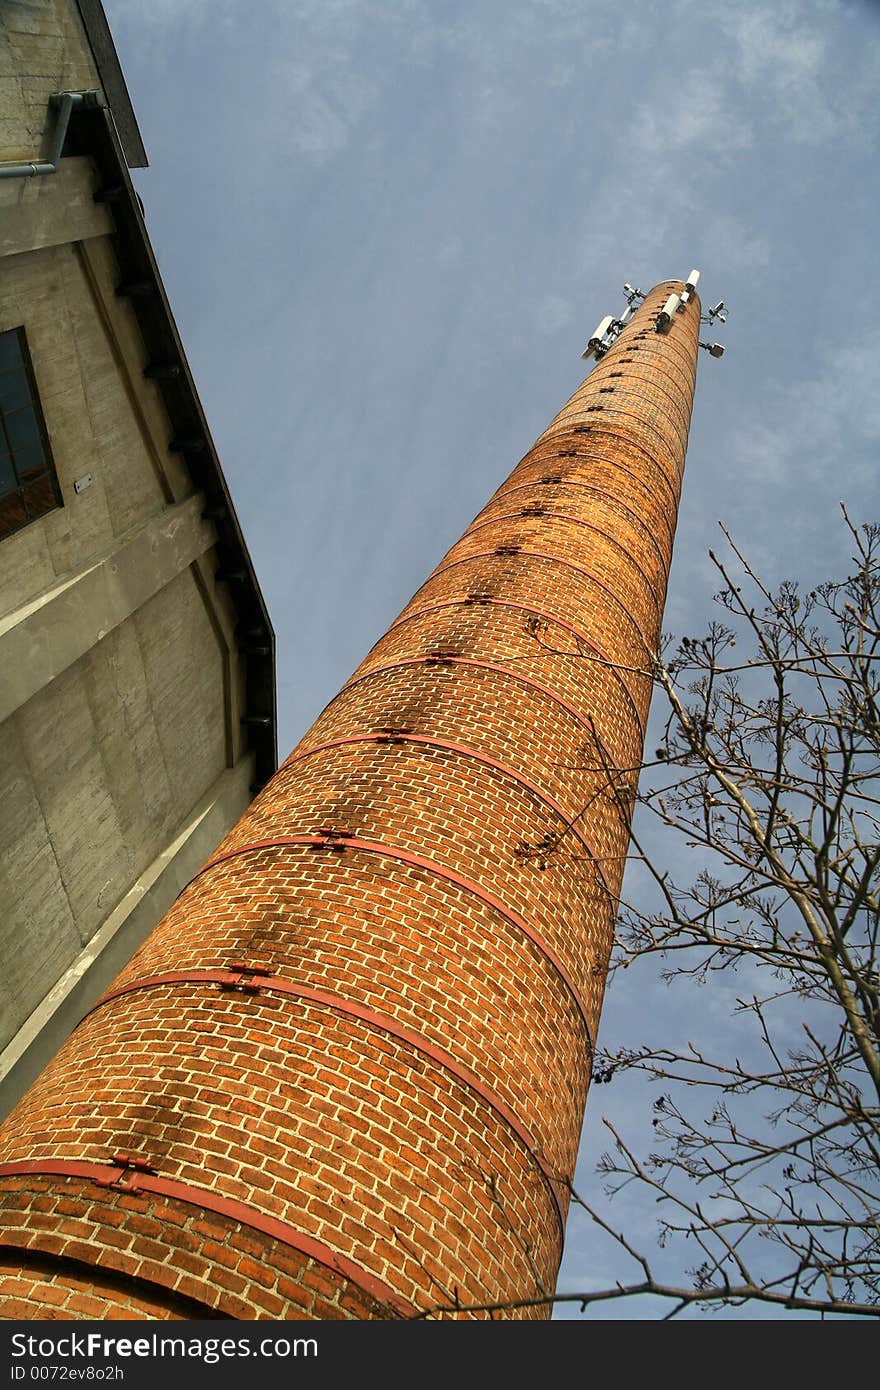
0;282;700;1319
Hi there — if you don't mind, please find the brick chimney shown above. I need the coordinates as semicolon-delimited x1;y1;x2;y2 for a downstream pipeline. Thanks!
0;281;701;1319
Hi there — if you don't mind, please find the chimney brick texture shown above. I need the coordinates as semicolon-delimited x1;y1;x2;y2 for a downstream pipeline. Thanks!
0;282;700;1320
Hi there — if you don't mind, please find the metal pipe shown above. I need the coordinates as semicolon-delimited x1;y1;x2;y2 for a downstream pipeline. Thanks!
0;90;102;180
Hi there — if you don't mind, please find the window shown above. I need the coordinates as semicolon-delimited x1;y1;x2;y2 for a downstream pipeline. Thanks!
0;328;62;541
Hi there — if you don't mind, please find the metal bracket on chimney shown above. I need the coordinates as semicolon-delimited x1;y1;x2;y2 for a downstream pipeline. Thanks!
375;726;413;744
221;962;274;994
106;1152;158;1191
313;827;353;853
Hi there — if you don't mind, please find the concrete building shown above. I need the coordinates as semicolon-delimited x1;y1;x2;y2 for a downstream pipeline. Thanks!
0;2;276;1116
0;272;701;1318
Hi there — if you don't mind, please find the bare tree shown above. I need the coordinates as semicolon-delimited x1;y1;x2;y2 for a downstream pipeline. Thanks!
422;507;880;1319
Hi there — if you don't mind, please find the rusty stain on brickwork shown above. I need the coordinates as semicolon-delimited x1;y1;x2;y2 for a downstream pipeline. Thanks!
0;282;700;1319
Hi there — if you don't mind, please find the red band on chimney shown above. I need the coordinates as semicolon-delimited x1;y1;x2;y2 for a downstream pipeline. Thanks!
284;731;619;850
332;656;631;750
494;478;672;575
463;511;663;606
381;602;647;732
185;833;600;1028
79;972;569;1234
422;553;654;653
0;1161;416;1317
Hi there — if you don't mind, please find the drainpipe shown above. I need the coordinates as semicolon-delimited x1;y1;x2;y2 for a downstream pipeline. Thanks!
0;90;103;180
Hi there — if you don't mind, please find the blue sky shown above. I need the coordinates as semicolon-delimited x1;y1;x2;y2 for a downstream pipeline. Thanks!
104;0;879;1317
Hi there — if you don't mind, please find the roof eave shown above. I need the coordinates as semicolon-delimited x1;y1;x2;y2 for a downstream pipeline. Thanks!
74;0;148;169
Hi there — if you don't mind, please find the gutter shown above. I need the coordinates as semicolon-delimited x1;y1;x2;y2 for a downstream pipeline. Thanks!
0;90;103;181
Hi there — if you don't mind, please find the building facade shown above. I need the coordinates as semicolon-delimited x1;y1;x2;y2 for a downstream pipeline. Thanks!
0;269;700;1318
0;2;276;1116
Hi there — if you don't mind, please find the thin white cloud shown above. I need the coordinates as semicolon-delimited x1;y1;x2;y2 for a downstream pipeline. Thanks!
700;214;771;273
268;54;380;163
105;0;231;26
630;72;754;159
710;0;880;147
536;294;575;334
732;327;880;484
